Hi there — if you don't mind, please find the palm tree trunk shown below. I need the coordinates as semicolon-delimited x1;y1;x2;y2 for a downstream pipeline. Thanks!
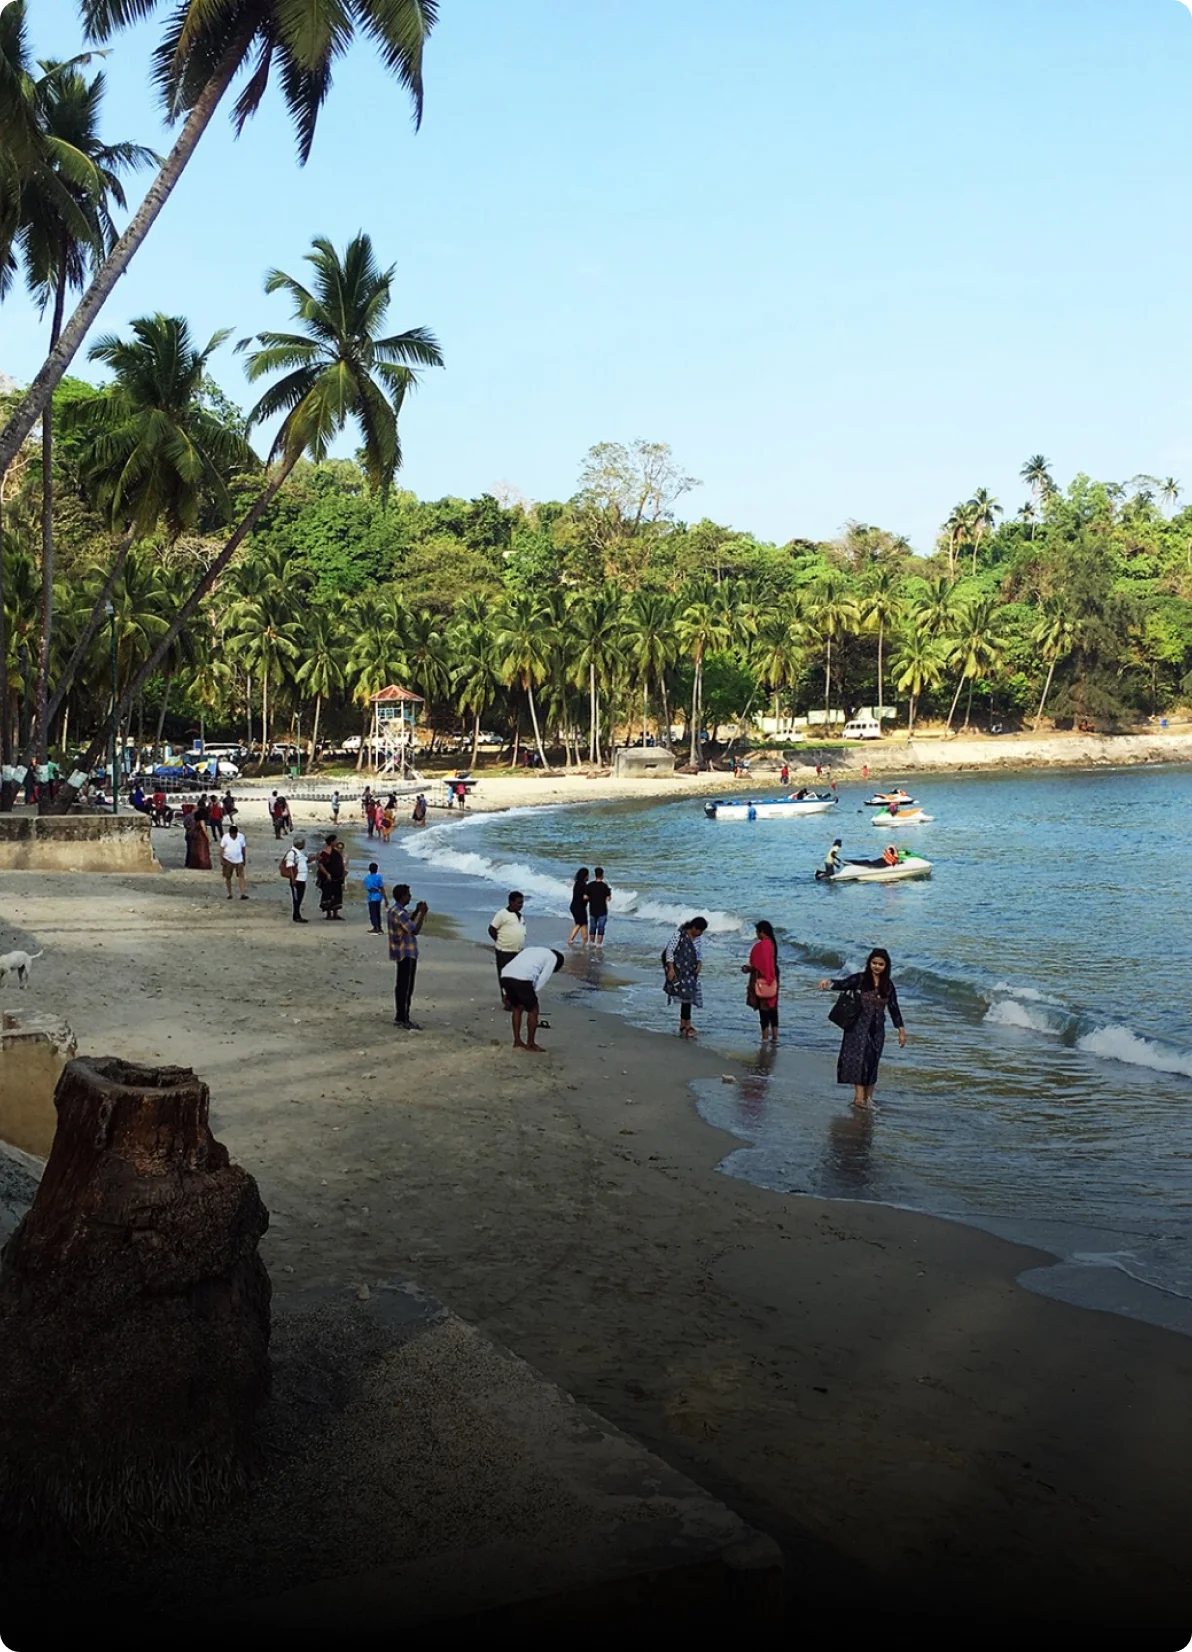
877;623;885;724
0;25;256;485
642;680;648;745
0;559;12;811
588;663;597;764
660;671;671;750
35;263;69;771
59;699;69;762
51;455;299;812
311;693;323;768
261;674;270;774
355;704;370;770
469;710;480;769
688;654;701;768
1034;657;1057;732
511;714;520;769
151;664;173;756
964;677;976;730
823;638;832;724
908;694;917;736
525;680;550;769
946;674;965;731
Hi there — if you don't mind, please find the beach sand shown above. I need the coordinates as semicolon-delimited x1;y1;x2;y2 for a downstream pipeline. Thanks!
2;814;1191;1634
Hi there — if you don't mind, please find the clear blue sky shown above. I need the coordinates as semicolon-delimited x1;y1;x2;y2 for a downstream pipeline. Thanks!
7;0;1192;552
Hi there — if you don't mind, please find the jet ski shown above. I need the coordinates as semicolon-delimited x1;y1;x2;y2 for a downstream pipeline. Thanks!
864;789;916;808
871;807;934;826
816;855;933;884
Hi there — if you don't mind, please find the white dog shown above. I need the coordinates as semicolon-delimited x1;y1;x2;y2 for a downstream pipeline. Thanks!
0;950;43;989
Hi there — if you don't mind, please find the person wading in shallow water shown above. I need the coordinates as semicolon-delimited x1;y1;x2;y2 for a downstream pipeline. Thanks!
664;917;708;1038
819;946;907;1108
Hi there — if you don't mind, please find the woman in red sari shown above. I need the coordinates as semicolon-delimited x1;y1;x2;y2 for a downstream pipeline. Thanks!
743;920;780;1043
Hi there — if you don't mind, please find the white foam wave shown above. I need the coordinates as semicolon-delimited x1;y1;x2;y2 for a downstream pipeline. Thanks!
400;829;744;933
990;981;1065;1006
984;1000;1061;1035
1077;1024;1192;1080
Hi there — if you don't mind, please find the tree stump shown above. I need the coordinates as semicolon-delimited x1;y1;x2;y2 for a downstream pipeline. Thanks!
0;1058;271;1547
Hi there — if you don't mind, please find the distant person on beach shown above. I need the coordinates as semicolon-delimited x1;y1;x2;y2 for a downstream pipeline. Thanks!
194;794;209;837
412;793;428;826
152;787;171;826
362;786;373;822
207;794;224;841
331;790;341;825
585;867;612;948
282;836;309;922
819;947;907;1109
567;868;590;947
315;834;345;920
364;862;388;932
364;792;377;837
500;947;564;1053
743;920;780;1042
221;790;236;825
780;763;790;785
219;822;248;900
664;917;708;1038
184;809;211;871
380;802;395;842
270;792;289;839
388;883;428;1028
489;892;527;1007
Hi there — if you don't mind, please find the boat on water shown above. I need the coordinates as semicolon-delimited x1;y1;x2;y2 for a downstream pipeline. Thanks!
816;855;933;884
704;794;838;821
864;790;916;808
871;807;934;826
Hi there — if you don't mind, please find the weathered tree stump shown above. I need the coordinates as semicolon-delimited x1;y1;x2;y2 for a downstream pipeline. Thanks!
0;1058;271;1547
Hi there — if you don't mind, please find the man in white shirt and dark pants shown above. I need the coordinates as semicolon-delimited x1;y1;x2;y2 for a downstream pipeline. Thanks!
219;822;249;900
500;947;564;1053
488;891;527;1008
282;836;309;922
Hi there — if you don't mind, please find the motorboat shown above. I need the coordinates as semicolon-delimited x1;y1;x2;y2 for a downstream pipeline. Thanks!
704;794;838;821
816;855;933;884
871;807;934;826
864;790;916;808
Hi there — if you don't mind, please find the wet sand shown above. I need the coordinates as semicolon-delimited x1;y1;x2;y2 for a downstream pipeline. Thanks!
1;814;1190;1636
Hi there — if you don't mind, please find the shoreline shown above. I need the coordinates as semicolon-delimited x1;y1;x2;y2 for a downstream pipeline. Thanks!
2;825;1191;1620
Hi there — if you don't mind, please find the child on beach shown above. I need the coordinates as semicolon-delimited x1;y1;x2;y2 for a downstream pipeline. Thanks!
364;862;388;932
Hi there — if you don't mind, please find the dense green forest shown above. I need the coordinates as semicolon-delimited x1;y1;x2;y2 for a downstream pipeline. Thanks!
4;0;1192;797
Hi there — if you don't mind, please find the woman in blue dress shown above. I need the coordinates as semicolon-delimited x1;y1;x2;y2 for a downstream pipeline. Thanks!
818;947;907;1107
664;917;709;1038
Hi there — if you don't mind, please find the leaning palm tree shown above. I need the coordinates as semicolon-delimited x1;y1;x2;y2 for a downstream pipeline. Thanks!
675;578;734;767
1031;599;1079;731
0;0;439;481
858;568;901;725
751;602;805;733
891;632;947;736
53;232;443;811
944;597;1006;731
11;62;156;768
496;593;556;770
967;488;1002;576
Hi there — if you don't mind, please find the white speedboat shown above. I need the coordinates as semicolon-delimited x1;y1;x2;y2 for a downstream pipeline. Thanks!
705;794;838;821
817;856;933;884
871;808;934;826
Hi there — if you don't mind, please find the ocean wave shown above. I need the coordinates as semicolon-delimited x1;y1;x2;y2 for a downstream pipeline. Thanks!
1076;1024;1192;1080
984;999;1064;1036
401;828;743;933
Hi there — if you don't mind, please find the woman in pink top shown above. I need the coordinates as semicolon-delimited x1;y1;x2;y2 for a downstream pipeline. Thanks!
743;920;780;1043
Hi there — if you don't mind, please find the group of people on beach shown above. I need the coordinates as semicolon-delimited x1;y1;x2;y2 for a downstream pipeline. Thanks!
565;867;613;948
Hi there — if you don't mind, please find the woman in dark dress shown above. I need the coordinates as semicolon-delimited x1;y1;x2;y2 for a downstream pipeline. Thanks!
184;810;211;871
818;947;906;1108
566;867;589;947
316;834;346;919
664;917;708;1038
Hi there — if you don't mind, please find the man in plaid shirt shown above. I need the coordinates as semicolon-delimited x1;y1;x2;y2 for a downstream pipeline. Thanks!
387;883;428;1029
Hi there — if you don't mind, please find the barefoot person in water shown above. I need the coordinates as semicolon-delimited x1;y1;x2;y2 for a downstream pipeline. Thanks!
819;947;907;1108
500;946;564;1052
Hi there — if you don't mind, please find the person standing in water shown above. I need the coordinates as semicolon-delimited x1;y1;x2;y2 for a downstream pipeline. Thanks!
743;920;780;1042
664;917;708;1038
819;947;907;1108
566;868;589;947
585;867;612;949
822;839;845;878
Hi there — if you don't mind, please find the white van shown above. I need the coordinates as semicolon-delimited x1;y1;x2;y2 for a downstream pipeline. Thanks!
843;718;882;741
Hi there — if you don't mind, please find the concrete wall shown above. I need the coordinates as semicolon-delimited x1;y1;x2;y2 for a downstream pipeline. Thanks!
0;813;160;873
612;748;677;779
0;1014;74;1157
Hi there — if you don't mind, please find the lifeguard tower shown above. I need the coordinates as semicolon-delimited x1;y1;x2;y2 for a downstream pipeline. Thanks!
369;685;424;778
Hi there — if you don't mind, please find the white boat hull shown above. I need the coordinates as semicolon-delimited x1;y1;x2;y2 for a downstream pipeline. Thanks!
705;797;838;821
871;810;934;827
823;858;933;884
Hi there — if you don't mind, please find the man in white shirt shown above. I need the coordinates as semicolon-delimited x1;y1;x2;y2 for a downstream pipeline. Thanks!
500;946;564;1053
488;891;527;1008
282;836;309;922
219;823;248;900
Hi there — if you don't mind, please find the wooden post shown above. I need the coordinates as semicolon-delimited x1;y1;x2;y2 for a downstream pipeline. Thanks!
0;1058;271;1547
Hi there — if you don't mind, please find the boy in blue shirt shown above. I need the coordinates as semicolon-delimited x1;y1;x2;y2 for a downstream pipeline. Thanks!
363;863;388;933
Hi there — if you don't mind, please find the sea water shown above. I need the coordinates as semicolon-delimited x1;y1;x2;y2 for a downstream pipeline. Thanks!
387;767;1192;1332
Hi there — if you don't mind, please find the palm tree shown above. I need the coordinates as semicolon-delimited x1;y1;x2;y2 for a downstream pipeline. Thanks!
1031;599;1078;731
805;576;858;729
942;503;975;582
11;62;156;767
496;593;556;769
944;597;1006;731
294;606;347;766
348;593;408;771
624;588;676;745
675;579;733;767
1162;477;1181;514
54;232;443;810
0;0;439;481
858;569;901;724
227;592;302;768
908;574;956;641
567;582;625;763
967;488;1002;576
1021;455;1055;504
450;599;502;768
892;632;947;736
751;603;805;733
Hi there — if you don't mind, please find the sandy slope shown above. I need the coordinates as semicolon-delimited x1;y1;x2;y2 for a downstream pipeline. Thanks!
1;818;1190;1628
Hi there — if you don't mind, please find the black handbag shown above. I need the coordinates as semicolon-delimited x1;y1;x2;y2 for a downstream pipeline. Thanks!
828;990;862;1031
